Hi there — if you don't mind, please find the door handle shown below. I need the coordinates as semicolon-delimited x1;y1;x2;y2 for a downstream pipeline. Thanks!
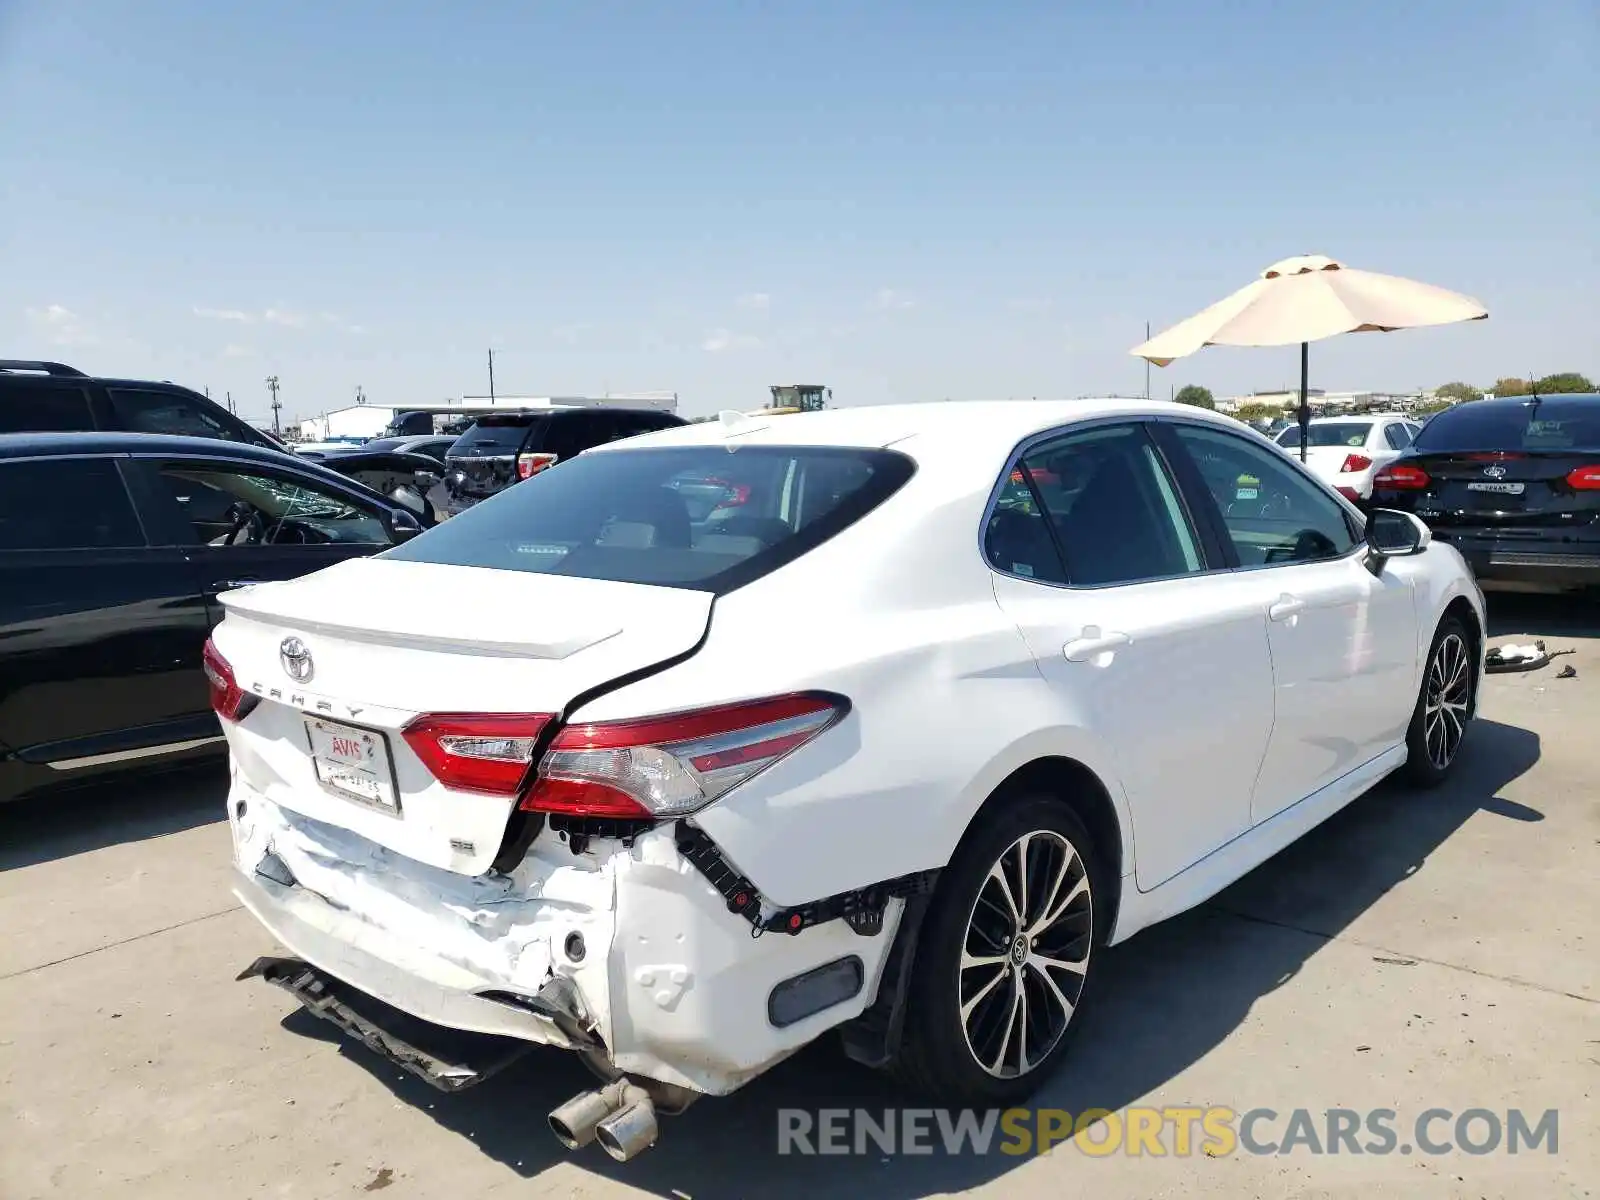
1268;594;1305;622
1063;626;1131;662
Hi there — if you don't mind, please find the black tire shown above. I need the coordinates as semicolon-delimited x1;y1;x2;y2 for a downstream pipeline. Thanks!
1402;615;1475;787
890;795;1110;1105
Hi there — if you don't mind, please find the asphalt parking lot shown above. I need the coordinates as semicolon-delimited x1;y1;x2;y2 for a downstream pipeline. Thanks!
3;595;1596;1200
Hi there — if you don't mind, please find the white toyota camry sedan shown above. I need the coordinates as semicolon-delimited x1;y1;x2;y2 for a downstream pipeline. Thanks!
211;399;1484;1160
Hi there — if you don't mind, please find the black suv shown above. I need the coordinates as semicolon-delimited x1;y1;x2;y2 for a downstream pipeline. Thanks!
1;359;446;522
0;358;282;445
441;406;686;516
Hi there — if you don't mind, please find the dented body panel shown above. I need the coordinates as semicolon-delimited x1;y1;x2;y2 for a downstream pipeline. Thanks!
229;781;900;1094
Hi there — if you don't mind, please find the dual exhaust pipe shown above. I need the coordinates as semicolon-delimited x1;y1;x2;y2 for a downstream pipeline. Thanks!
548;1080;660;1162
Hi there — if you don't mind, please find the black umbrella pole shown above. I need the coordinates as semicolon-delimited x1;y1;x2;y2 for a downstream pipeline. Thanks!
1298;341;1310;463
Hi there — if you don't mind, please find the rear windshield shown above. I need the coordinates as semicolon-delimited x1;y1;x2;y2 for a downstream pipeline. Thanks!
384;445;915;592
1412;398;1600;453
1276;422;1372;449
447;416;549;456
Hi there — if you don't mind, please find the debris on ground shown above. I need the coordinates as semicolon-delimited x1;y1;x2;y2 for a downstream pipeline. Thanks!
1556;665;1577;679
1485;641;1549;672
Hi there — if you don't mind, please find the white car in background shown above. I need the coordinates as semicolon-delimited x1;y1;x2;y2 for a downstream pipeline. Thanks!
211;400;1483;1161
1275;414;1422;502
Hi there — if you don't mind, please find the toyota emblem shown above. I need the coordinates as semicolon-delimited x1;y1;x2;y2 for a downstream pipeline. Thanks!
1482;464;1507;479
279;637;314;683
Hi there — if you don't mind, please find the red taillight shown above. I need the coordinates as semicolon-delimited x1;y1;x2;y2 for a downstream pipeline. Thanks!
1339;453;1373;473
516;452;559;481
1374;463;1431;490
1567;465;1600;490
202;638;257;722
1464;451;1526;461
709;479;751;510
521;693;848;819
402;713;553;795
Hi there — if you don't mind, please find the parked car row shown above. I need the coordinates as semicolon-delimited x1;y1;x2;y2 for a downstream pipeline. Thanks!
0;358;687;804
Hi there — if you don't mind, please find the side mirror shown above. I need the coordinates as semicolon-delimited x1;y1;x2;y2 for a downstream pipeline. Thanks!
388;508;423;542
1364;508;1430;573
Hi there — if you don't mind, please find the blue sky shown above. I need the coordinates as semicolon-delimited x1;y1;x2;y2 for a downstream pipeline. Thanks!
2;0;1595;425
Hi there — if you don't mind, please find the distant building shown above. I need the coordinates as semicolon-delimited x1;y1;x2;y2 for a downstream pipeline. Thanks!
295;391;679;442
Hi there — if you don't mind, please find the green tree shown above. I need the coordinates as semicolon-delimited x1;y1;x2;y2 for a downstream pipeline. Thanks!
1236;402;1285;423
1491;377;1530;397
1174;385;1215;409
1434;381;1480;405
1534;372;1595;394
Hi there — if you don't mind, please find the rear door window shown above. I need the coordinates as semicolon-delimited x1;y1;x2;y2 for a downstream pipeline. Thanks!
106;388;239;441
0;382;97;432
385;445;915;592
988;424;1204;586
0;458;145;549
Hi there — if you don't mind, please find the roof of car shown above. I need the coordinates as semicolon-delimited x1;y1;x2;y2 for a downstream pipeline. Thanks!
590;398;1258;459
0;430;311;464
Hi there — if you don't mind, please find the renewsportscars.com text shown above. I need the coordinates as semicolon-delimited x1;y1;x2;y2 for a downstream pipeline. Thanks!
776;1106;1559;1158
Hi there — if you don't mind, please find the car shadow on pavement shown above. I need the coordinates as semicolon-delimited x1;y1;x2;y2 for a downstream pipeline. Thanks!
0;759;226;872
279;716;1542;1199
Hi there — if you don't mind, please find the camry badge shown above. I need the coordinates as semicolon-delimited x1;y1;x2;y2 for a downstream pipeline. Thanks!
279;637;314;683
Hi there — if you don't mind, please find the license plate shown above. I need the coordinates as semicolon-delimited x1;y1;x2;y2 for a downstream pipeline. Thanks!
304;718;400;813
1466;481;1524;494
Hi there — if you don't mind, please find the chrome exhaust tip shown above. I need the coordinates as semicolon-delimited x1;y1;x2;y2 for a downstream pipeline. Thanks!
549;1085;622;1150
595;1095;659;1162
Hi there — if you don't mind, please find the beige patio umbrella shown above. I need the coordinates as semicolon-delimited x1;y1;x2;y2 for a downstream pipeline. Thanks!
1131;254;1487;460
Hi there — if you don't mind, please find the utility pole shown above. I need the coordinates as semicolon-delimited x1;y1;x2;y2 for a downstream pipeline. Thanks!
487;349;496;404
1144;322;1151;399
226;391;234;414
265;375;281;435
355;385;366;405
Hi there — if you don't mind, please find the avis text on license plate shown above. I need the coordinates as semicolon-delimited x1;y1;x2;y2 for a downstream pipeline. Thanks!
305;717;399;812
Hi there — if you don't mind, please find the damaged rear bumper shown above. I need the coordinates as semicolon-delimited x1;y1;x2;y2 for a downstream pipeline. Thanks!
239;955;539;1092
230;782;902;1097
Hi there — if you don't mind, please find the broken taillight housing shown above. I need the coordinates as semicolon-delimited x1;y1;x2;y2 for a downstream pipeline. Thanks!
402;713;553;795
521;693;849;820
203;638;258;722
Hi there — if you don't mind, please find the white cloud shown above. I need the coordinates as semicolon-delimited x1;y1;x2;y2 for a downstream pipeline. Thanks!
25;304;94;346
193;306;254;323
264;307;308;328
736;292;771;311
874;288;915;310
702;328;762;353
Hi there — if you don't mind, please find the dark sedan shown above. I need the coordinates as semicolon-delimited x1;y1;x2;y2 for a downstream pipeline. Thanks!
1371;394;1600;591
0;432;424;803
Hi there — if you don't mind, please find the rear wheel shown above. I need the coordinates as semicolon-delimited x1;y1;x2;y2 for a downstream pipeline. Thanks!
1402;616;1474;787
891;797;1107;1104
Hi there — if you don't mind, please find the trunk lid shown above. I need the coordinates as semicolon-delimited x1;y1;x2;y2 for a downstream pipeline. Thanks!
1402;451;1600;530
1295;445;1371;480
213;556;711;875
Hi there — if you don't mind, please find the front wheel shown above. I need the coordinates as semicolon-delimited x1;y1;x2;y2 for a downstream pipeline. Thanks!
890;797;1107;1105
1402;616;1474;787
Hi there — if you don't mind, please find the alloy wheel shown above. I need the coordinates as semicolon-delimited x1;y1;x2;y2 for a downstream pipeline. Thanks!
1424;632;1470;770
958;830;1093;1078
